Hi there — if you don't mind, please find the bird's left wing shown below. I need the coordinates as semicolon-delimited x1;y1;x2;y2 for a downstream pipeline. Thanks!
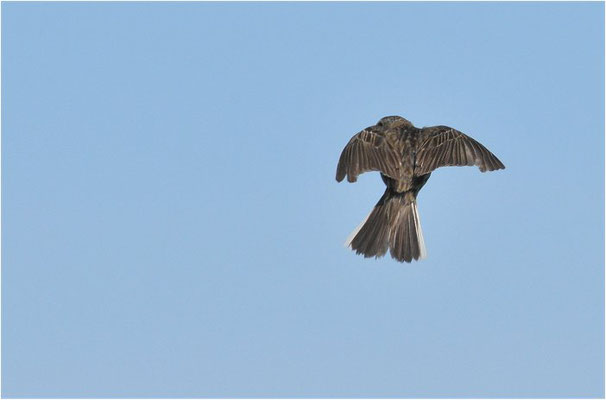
415;125;505;175
336;126;401;183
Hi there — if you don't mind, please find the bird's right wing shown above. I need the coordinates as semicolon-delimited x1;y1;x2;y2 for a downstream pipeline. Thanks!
336;126;401;182
415;125;505;175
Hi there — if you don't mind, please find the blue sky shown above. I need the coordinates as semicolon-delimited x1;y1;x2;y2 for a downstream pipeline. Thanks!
2;2;604;398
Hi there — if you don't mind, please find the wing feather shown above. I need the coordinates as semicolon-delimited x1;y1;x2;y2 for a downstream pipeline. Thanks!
336;126;401;182
415;126;505;174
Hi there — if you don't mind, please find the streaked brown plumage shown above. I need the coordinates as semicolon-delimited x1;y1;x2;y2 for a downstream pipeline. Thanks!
336;115;505;263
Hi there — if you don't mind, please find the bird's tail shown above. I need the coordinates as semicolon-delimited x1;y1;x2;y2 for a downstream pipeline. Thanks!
345;189;427;263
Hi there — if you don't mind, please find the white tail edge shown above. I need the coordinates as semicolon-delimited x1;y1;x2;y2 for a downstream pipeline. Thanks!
411;202;427;259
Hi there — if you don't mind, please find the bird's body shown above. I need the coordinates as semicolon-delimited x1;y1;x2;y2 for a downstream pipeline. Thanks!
336;116;505;263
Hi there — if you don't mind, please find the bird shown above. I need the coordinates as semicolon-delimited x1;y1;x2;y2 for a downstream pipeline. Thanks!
336;115;505;263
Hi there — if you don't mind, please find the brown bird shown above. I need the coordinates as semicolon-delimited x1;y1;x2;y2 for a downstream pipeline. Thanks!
336;116;505;263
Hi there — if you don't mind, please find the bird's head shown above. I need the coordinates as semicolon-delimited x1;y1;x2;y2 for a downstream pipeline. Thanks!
377;115;413;128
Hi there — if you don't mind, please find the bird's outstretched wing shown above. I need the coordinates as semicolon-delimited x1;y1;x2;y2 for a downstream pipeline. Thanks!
336;126;401;182
415;126;505;175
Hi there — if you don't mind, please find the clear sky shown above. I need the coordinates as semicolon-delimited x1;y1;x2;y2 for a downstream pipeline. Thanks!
2;2;604;398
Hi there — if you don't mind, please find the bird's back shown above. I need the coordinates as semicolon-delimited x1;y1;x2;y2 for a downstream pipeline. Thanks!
383;126;422;193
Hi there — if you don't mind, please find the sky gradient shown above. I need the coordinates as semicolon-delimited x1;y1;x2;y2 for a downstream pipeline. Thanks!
2;2;604;398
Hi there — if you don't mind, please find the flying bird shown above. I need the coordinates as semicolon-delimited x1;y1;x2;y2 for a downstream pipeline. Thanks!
336;116;505;263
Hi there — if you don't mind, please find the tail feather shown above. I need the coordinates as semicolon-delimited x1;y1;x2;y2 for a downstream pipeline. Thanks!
344;208;372;248
390;201;421;262
347;190;427;263
348;192;391;258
